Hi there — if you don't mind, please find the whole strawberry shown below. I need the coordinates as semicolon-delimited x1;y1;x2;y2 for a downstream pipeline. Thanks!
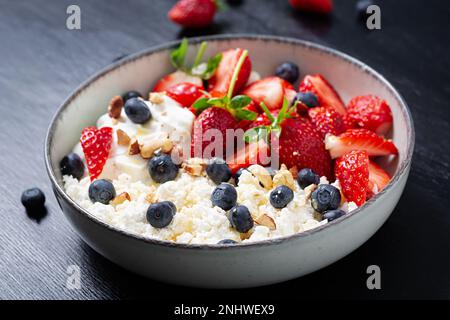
308;106;346;138
80;126;113;181
289;0;333;15
168;0;218;28
334;150;369;206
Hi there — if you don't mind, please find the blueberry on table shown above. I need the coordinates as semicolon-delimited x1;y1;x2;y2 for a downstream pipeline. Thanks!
60;152;84;180
234;167;248;185
211;183;237;211
88;179;116;204
311;184;341;213
146;201;176;228
217;239;238;245
122;90;142;102
297;168;320;189
292;92;319;108
322;209;345;222
148;154;179;183
229;205;254;233
21;188;46;210
206;158;232;185
270;185;294;209
124;97;152;124
275;62;300;84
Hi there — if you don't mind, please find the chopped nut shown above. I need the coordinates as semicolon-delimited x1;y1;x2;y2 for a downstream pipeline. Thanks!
182;158;207;176
247;164;273;189
273;164;296;190
116;129;131;146
128;139;140;155
145;192;157;203
254;214;276;230
161;138;173;153
108;95;124;119
149;92;164;104
139;138;173;159
111;192;131;205
240;230;252;241
304;183;317;200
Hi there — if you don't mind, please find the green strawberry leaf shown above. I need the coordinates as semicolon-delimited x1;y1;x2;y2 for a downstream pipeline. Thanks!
230;95;252;109
170;38;188;70
192;97;210;115
201;53;222;80
235;108;257;121
214;0;229;11
207;97;227;107
244;126;269;143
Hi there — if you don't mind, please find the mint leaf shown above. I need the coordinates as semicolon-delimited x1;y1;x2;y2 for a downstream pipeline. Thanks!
235;108;257;121
207;97;226;107
201;53;222;80
170;38;188;70
230;95;251;109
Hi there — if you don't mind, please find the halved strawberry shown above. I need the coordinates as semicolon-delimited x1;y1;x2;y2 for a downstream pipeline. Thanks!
367;160;391;199
346;95;393;135
80;127;113;181
241;77;297;110
325;128;398;159
289;0;333;14
308;106;346;138
299;74;346;115
153;70;203;92
166;82;205;107
208;48;252;96
334;150;369;206
228;140;270;174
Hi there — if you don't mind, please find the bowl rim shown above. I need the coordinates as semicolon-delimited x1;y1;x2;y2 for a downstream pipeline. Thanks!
45;34;415;250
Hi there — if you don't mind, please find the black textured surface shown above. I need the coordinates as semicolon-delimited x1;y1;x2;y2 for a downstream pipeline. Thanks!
0;0;449;300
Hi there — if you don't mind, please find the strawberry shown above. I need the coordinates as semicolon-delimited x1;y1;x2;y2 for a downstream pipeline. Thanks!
208;48;252;96
346;95;393;135
289;0;333;14
367;160;391;199
241;77;297;111
334;150;369;206
299;74;346;115
228;140;270;174
325;128;398;159
166;82;205;107
153;70;203;92
80;127;113;181
168;0;217;28
308;106;346;138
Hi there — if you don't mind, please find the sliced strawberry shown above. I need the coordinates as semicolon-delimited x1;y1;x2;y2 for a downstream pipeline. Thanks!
367;160;391;199
166;82;205;107
242;77;296;111
308;106;346;138
346;95;393;135
289;0;333;14
325;128;398;159
334;150;369;206
299;74;346;115
168;0;217;28
228;140;270;174
80;127;113;181
208;48;252;96
153;70;203;92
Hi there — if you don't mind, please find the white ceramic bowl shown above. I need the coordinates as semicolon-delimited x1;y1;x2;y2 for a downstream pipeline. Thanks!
45;35;414;288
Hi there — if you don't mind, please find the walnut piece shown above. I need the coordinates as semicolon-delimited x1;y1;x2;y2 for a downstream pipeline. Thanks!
108;95;124;119
111;192;131;205
304;183;317;200
149;92;164;104
247;164;273;189
128;139;140;155
272;164;296;190
182;158;208;177
116;129;131;146
254;214;276;230
145;192;157;203
139;138;173;159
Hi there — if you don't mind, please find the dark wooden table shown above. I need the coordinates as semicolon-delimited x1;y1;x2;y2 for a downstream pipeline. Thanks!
1;0;449;300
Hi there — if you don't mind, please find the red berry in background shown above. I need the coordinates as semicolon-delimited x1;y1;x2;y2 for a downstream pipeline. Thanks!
166;82;205;107
80;127;113;181
346;95;393;135
334;150;369;206
168;0;217;28
308;106;346;138
289;0;333;14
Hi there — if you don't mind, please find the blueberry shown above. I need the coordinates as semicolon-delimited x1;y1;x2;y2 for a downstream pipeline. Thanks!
217;239;237;245
322;209;345;222
124;97;152;124
311;184;341;213
229;205;254;233
146;201;176;228
297;168;320;189
275;62;300;84
88;179;116;204
21;188;46;210
122;90;142;102
211;183;237;211
148;154;179;183
60;153;84;180
292;92;319;108
206;158;232;184
356;0;374;20
269;185;294;209
234;168;248;185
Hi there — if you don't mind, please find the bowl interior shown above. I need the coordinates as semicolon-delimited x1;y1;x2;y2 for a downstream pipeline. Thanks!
47;35;413;216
